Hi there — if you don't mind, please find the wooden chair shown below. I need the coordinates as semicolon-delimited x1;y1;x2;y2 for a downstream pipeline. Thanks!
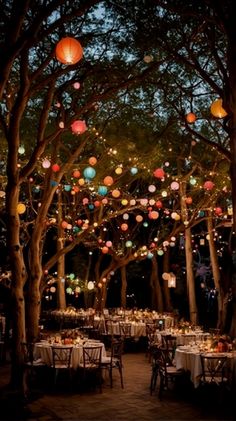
21;342;46;395
82;345;103;392
101;338;124;388
161;334;176;362
119;322;132;338
200;354;228;385
158;348;184;398
51;345;73;386
146;323;157;361
150;345;162;395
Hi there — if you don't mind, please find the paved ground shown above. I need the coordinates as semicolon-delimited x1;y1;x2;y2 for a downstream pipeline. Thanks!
0;351;234;421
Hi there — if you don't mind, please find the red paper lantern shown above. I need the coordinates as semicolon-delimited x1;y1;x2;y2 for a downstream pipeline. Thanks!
186;112;197;123
88;156;97;166
52;163;60;172
61;221;68;229
153;168;165;179
215;207;223;216
203;181;214;191
121;223;128;231
102;246;109;254
149;211;159;220
55;37;83;65
155;200;163;208
73;170;81;178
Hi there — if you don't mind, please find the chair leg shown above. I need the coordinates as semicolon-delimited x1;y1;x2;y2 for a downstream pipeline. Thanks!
119;365;124;389
150;368;158;395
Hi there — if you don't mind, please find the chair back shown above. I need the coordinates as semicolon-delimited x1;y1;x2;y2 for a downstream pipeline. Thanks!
21;342;35;365
82;345;102;370
200;354;228;383
119;322;131;338
52;346;73;369
111;339;124;362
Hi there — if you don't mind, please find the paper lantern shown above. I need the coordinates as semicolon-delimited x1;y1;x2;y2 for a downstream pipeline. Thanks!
162;272;169;280
71;120;87;134
61;221;68;229
17;203;26;214
215;207;223;216
136;215;143;222
203;180;214;191
102;246;109;254
0;191;5;198
171;212;178;219
210;99;227;118
140;198;148;206
106;241;112;247
18;145;25;154
130;167;138;175
83;166;96;179
121;223;128;231
98;186;108;196
102;198;108;204
112;189;120;198
78;178;85;186
89;156;97;166
52;163;60;172
87;281;94;290
42;159;51;169
73;169;81;178
125;240;133;248
186;112;197;123
153;168;165;178
185;197;192;205
147;252;154;259
123;213;129;220
82;197;89;205
115;167;123;175
143;221;149;227
155;200;163;208
149;210;159;220
94;200;100;207
148;184;156;193
73;82;80;89
149;199;155;206
103;176;114;186
157;250;164;256
168;273;176;288
190;177;197;185
55;37;83;65
121;199;128;206
161;190;168;197
170;181;179;190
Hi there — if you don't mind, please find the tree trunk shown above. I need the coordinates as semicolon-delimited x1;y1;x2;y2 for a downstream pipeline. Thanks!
162;249;173;311
150;256;163;311
56;191;66;310
185;228;198;325
207;214;224;330
120;265;127;308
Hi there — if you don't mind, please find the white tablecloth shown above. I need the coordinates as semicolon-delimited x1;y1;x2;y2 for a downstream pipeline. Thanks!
35;341;106;370
107;322;146;337
155;331;210;346
175;347;236;388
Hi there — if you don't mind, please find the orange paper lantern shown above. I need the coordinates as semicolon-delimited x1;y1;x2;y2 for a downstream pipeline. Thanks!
55;37;83;65
210;99;227;118
186;112;197;123
104;176;114;186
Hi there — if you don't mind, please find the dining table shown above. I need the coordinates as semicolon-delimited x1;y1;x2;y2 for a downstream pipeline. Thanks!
175;345;236;388
34;340;106;370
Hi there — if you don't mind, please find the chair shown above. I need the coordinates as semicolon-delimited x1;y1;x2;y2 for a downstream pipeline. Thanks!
209;328;221;337
200;354;228;385
146;323;157;361
158;348;185;398
161;334;176;362
119;322;132;338
51;345;73;386
150;345;162;395
101;338;124;388
82;345;103;392
21;342;46;395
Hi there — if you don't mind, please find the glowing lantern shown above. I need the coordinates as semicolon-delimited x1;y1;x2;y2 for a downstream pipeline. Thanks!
136;215;143;222
158;250;164;256
61;221;68;229
162;272;170;280
73;82;80;89
121;199;128;206
17;203;26;214
147;252;154;259
168;273;176;288
112;189;120;198
64;184;71;192
161;190;168;197
67;224;72;230
155;200;163;209
102;198;108;205
175;214;181;221
171;212;178;220
98;186;108;196
130;199;136;205
78;178;85;186
42;159;51;169
104;176;114;186
203;180;214;191
130;167;138;175
55;37;83;65
0;191;5;198
140;198;148;206
115;167;123;175
190;177;197;185
83;166;96;179
153;168;165;179
102;246;109;254
73;186;80;193
88;156;97;166
123;213;129;220
73;169;81;178
149;211;159;220
185;197;192;205
125;240;133;248
71;120;87;134
94;200;100;207
121;223;128;231
215;207;223;216
186;112;197;123
18;145;25;154
106;241;112;247
83;198;89;205
148;184;156;193
210;99;227;118
170;181;179;190
52;163;60;172
87;281;94;290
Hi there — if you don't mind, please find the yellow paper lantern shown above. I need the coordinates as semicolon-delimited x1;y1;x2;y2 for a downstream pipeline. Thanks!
115;167;122;175
17;203;26;214
121;199;128;206
210;99;227;118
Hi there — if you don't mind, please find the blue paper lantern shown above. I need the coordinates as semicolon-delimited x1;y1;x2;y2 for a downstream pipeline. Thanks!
98;185;108;196
88;204;94;210
64;184;72;191
83;166;96;179
147;252;154;259
130;167;138;175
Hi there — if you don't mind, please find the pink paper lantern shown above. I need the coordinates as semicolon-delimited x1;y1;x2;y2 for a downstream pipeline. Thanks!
215;207;223;216
121;223;128;231
204;181;214;191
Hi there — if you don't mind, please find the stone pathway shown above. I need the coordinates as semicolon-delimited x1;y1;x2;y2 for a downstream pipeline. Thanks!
0;352;234;420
